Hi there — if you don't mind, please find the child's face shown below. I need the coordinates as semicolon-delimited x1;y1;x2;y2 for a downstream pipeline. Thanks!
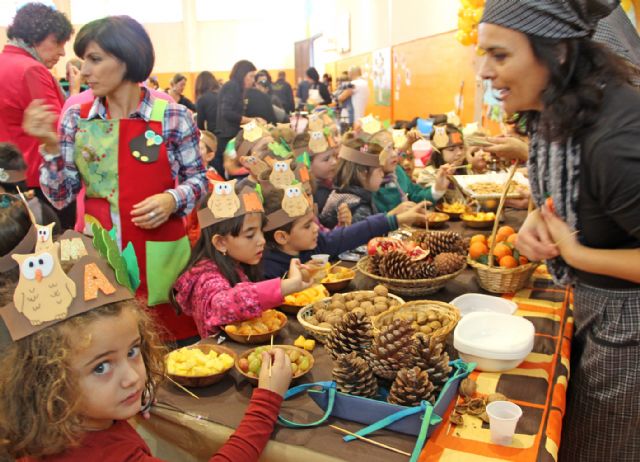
442;145;465;165
283;211;319;252
217;213;266;265
70;308;146;430
399;151;414;177
310;150;337;181
199;141;215;165
359;166;385;192
382;150;399;174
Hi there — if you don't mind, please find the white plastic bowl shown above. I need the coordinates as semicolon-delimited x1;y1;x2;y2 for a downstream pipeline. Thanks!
450;293;518;317
454;312;535;372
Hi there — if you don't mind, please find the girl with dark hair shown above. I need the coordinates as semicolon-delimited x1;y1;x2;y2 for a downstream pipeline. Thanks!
478;2;640;460
214;59;258;175
173;187;309;339
22;15;208;346
168;73;196;112
195;70;220;132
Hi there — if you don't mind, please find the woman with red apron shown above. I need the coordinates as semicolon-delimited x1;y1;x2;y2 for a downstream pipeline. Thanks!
24;16;207;344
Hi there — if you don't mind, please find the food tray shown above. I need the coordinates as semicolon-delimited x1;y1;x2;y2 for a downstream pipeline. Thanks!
453;172;530;199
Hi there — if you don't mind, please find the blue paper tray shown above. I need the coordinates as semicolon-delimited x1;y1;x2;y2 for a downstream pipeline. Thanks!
307;359;473;437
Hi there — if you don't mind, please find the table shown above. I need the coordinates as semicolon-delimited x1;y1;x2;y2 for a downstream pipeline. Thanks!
135;210;573;462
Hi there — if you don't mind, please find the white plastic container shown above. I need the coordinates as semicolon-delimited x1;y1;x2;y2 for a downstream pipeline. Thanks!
453;312;535;372
450;293;518;317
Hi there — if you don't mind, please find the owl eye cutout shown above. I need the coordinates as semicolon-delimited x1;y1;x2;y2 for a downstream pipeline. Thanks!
38;228;50;240
214;183;225;194
286;187;296;197
21;253;54;280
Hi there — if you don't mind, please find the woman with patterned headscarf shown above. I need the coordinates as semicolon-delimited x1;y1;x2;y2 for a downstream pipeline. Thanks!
478;1;640;460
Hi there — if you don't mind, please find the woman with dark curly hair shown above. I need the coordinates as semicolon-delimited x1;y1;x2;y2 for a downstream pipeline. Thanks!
478;1;640;460
0;2;74;228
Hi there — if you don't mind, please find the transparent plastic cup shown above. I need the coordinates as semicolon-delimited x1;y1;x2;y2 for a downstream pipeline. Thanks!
486;401;522;446
310;254;330;265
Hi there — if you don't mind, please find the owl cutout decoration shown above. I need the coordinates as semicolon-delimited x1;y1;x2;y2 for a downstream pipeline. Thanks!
242;120;264;142
432;126;450;149
12;242;76;326
392;129;408;149
129;127;163;163
207;179;241;218
282;184;310;217
35;222;56;252
446;111;461;127
240;155;269;178
308;114;324;131
360;115;382;135
269;159;295;189
308;131;329;154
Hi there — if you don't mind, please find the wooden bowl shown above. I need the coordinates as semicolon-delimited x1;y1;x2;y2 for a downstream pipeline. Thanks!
235;344;314;385
280;285;330;314
223;311;288;344
427;212;450;229
435;204;469;220
461;213;496;229
320;266;356;293
166;344;237;388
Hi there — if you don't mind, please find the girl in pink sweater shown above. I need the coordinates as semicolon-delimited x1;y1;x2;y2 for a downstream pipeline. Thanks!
173;185;310;339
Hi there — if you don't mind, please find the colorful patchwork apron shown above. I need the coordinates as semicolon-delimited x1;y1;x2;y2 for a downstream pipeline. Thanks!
74;98;197;340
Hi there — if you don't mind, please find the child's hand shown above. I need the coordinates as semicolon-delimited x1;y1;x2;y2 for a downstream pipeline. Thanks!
395;201;430;227
281;258;312;295
435;164;452;192
258;349;292;397
388;201;417;216
337;203;352;227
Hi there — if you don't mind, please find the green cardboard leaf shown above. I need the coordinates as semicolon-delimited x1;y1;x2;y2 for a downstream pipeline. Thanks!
254;183;263;202
323;127;331;136
107;245;132;292
383;119;391;129
91;223;109;258
122;242;141;291
279;137;291;152
268;142;290;158
296;151;311;168
108;227;117;242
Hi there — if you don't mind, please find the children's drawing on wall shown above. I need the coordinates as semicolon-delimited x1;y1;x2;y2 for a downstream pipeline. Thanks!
371;48;391;106
392;51;411;101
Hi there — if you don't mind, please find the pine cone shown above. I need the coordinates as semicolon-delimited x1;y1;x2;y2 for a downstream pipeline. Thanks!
425;231;465;255
370;319;416;380
325;311;373;361
332;352;379;398
369;254;383;275
411;334;452;393
411;231;429;251
433;252;466;276
378;251;423;279
388;367;436;406
415;261;438;279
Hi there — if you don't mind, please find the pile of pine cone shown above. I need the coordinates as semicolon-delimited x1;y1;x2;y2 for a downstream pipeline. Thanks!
369;231;467;280
327;312;452;406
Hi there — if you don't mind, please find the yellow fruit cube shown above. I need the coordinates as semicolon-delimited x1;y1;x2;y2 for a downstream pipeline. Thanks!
294;335;306;348
303;339;316;351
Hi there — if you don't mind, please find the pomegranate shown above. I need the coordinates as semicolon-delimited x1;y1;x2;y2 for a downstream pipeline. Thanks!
367;237;404;256
405;245;430;262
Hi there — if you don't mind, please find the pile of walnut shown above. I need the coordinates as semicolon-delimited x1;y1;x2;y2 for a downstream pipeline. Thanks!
376;303;452;336
450;378;509;426
304;285;400;329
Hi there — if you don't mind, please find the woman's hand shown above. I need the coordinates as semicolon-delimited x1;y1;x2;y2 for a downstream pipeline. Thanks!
281;258;311;295
258;348;292;397
484;136;529;162
515;209;559;260
22;99;59;151
435;164;453;191
395;201;430;227
131;192;176;229
337;202;352;227
539;205;580;258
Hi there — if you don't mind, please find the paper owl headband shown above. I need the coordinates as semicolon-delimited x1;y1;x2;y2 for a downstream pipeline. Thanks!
431;125;464;150
0;228;136;341
338;142;384;168
198;181;264;229
262;179;313;232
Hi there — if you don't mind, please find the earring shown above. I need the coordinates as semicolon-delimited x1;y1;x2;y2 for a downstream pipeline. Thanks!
221;250;227;256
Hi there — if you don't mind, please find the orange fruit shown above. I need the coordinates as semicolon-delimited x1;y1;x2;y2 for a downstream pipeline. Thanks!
498;226;515;237
469;242;489;259
519;255;529;265
499;255;518;268
493;243;513;260
470;234;487;245
507;233;518;245
495;233;506;243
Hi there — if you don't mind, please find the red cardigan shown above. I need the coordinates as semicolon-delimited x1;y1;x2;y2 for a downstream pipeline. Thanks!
21;388;283;461
0;45;64;187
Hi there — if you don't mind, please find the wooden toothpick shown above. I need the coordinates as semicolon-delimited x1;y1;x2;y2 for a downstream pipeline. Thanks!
269;335;274;377
329;425;411;456
165;375;200;400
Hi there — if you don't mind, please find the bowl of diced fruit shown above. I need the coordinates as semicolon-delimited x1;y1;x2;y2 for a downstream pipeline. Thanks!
280;285;329;314
235;345;314;385
223;310;287;344
166;344;237;387
320;266;356;293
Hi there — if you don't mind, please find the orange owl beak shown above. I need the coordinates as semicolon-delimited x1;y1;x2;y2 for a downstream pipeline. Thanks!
35;269;43;282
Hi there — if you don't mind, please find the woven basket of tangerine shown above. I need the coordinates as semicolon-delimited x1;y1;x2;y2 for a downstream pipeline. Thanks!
467;226;538;294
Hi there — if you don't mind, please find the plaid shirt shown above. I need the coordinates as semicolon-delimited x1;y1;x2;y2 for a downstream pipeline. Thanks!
40;87;207;216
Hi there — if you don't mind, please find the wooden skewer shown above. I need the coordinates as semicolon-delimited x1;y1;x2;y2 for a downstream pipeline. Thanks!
165;375;200;400
329;425;411;457
554;230;579;246
269;335;274;377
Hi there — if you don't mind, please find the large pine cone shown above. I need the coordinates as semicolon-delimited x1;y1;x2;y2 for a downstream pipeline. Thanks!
388;367;436;406
425;231;465;255
325;311;373;361
332;352;379;398
369;254;383;275
414;261;439;279
370;319;416;380
433;252;466;276
411;334;452;392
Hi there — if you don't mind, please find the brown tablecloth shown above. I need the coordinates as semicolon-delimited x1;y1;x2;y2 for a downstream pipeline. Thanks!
136;209;572;462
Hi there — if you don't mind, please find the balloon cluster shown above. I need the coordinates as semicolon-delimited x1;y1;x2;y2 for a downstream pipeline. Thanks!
456;0;485;46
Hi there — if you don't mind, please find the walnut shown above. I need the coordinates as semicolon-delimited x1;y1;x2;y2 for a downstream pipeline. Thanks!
486;393;507;404
331;294;346;304
466;398;486;415
459;378;477;398
420;325;433;335
360;301;373;311
326;314;342;325
345;300;359;310
329;301;345;311
312;301;326;311
416;312;428;325
306;315;318;325
373;296;388;305
374;303;388;314
314;309;327;323
449;412;464;426
351;307;366;317
318;322;333;329
373;284;388;297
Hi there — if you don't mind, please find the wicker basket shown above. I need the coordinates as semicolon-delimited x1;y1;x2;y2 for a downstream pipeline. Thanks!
468;164;537;294
356;256;466;297
296;291;405;343
372;300;461;343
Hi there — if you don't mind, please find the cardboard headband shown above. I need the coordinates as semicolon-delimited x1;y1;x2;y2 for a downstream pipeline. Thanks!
198;181;264;230
0;168;26;184
338;144;383;168
431;125;464;150
264;183;313;232
0;229;136;341
200;130;217;153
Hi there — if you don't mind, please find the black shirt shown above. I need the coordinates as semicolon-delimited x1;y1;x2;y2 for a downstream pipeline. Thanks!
216;80;245;138
178;95;196;112
245;88;277;124
272;79;295;113
196;91;218;132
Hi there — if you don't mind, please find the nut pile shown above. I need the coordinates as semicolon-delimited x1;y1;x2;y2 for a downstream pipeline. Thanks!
450;377;509;426
376;303;453;336
304;285;400;329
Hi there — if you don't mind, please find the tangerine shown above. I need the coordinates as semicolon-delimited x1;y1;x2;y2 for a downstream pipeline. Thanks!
498;226;515;237
499;255;518;268
469;242;489;259
470;234;487;245
506;233;518;245
519;255;529;265
493;243;513;259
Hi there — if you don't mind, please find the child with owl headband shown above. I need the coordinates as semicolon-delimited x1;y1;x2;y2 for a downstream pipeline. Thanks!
173;182;311;339
0;231;293;461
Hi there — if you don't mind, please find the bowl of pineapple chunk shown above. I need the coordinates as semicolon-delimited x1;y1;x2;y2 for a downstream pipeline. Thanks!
223;309;288;344
166;344;237;387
